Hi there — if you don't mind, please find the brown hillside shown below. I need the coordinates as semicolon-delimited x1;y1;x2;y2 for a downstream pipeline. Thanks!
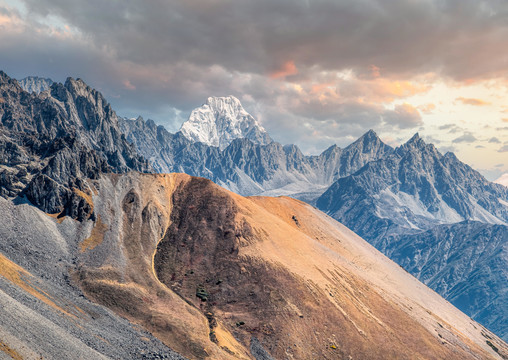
73;172;507;359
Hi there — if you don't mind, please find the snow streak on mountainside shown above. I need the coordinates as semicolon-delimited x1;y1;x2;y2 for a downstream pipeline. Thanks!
17;76;54;94
179;96;272;149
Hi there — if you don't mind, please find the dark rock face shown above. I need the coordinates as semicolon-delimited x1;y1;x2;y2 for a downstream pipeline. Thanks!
120;117;392;199
316;134;508;341
0;70;151;219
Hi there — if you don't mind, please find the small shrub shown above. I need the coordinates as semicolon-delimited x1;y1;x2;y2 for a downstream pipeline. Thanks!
196;285;209;301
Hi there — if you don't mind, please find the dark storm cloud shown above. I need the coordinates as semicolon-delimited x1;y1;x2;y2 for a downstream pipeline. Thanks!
18;0;508;80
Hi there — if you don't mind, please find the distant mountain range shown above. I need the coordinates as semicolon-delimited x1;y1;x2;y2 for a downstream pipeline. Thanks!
120;108;392;201
2;71;507;350
317;133;507;231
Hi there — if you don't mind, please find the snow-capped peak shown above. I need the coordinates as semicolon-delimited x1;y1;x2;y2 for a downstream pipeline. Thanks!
18;76;54;94
179;95;272;149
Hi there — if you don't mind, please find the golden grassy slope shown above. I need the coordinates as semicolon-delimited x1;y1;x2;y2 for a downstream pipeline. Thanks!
74;172;506;360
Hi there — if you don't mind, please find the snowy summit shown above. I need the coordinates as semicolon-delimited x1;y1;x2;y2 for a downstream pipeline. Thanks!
18;76;54;94
179;95;272;149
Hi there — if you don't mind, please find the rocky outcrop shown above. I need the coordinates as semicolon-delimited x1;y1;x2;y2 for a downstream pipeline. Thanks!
0;196;185;360
0;70;151;219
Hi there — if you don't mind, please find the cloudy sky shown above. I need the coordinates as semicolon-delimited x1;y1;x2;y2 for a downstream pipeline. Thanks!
1;0;507;180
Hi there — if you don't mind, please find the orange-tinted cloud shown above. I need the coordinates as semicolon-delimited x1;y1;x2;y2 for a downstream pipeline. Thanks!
344;77;430;104
381;80;428;98
383;103;422;129
370;65;381;78
0;9;24;33
455;97;490;106
418;103;436;114
502;118;508;123
270;61;298;79
123;80;136;90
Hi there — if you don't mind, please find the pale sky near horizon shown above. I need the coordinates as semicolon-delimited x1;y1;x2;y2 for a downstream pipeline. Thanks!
1;0;507;180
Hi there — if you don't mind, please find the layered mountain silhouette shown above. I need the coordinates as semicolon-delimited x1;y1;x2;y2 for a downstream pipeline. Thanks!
120;113;391;201
1;70;507;358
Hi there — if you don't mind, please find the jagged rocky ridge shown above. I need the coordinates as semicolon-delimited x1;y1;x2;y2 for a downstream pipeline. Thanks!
317;133;508;234
17;75;54;94
120;116;392;201
0;71;151;220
